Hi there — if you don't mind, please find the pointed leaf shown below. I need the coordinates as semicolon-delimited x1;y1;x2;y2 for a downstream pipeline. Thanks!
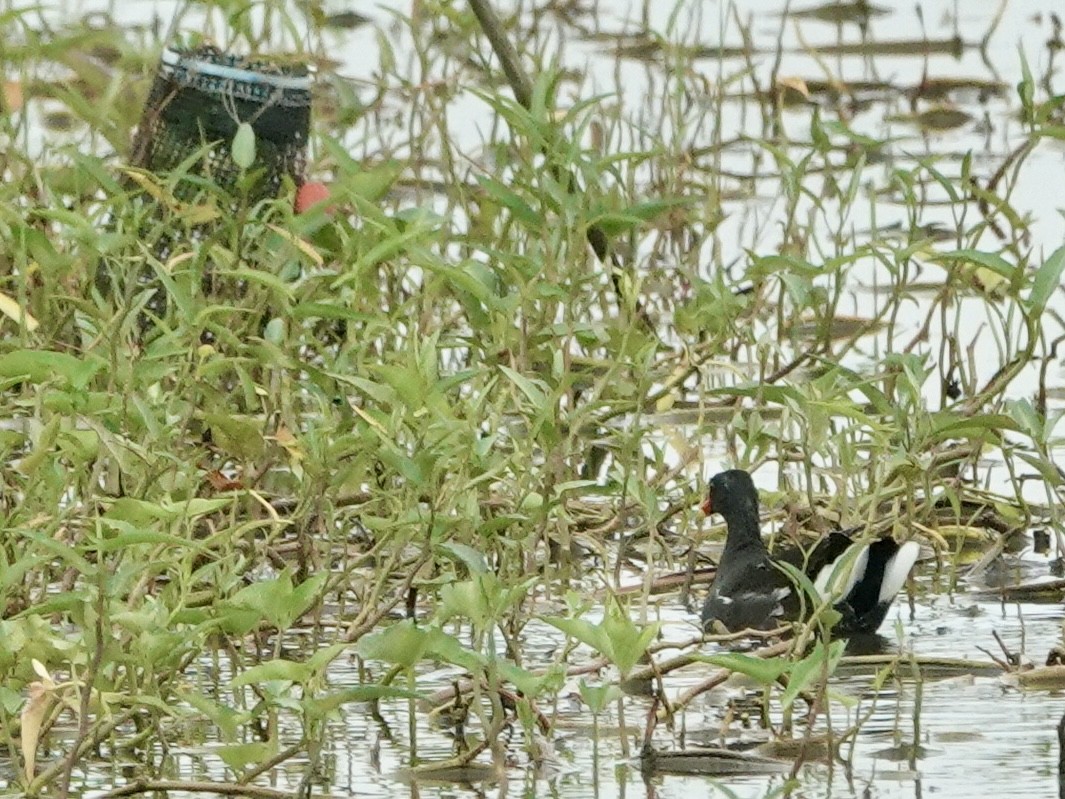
0;349;102;389
696;653;790;685
354;620;431;669
541;616;611;657
231;122;256;170
601;600;659;676
20;682;52;781
231;659;312;688
780;640;844;710
437;542;489;574
218;740;273;771
1029;245;1065;317
304;685;423;718
578;679;621;713
424;627;485;671
499;365;548;408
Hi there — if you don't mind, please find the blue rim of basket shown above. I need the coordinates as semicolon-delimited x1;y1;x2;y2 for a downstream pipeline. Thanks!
160;46;313;93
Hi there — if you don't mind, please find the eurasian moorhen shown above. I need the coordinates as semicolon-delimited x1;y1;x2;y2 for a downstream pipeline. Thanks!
700;469;920;634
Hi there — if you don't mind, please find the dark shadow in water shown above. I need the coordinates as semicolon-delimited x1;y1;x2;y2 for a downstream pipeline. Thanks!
842;632;894;656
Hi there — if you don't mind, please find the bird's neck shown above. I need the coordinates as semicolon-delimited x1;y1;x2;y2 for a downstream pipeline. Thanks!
720;508;768;563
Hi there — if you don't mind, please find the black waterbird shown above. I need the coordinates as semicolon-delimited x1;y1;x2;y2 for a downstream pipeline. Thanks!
700;469;920;635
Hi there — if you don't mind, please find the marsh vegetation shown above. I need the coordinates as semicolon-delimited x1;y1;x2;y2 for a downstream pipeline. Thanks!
1;0;1065;797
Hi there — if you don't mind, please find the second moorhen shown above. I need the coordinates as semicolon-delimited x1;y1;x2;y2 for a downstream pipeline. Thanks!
700;469;920;635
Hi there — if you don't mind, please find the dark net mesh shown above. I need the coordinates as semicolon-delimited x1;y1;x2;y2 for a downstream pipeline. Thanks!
98;44;312;321
130;44;312;203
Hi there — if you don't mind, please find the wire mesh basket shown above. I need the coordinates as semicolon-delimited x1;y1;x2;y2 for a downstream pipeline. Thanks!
130;44;312;203
99;43;314;322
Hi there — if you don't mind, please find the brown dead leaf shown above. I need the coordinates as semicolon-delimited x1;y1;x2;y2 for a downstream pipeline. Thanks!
3;81;24;111
21;672;55;782
779;75;809;100
205;469;244;492
271;425;305;463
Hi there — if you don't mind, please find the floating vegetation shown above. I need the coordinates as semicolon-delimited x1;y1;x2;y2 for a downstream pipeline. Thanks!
890;106;975;132
789;1;891;25
641;746;793;776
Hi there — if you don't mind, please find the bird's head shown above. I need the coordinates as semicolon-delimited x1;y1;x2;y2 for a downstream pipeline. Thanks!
701;469;759;518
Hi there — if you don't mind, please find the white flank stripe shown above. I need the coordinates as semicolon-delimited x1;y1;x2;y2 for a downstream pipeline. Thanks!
878;541;921;604
839;545;869;598
815;544;869;599
813;564;832;596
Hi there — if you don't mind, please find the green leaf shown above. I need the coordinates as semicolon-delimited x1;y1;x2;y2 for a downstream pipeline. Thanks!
349;161;405;201
774;560;825;622
421;257;500;307
780;640;844;710
1028;245;1065;317
1036;125;1065;142
499;365;548;408
178;691;250;740
0;349;102;389
749;254;823;280
438;577;493;628
477;174;542;227
231;659;312;687
231;122;256;170
578;679;621;713
541;616;610;656
928;248;1020;294
303;685;423;718
1017;48;1035;122
423;627;485;671
319;139;403;202
600;600;659;676
593;197;697;236
1016;451;1064;486
289;573;329;621
918;156;961;203
354;620;431;669
223;571;321;632
437;542;489;573
218;740;273;772
930;248;1018;282
332;225;429;289
927;411;1017;442
17;529;94;574
93;524;204;552
221;267;295;298
705;383;806;407
437;573;532;629
0;686;21;715
370;363;425;410
102;498;178;525
17;415;61;477
180;498;237;517
553;479;600;496
103;497;232;525
496;660;554;697
543;599;657;677
306;643;348;673
202;412;266;460
1005;398;1047;441
695;652;790;685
